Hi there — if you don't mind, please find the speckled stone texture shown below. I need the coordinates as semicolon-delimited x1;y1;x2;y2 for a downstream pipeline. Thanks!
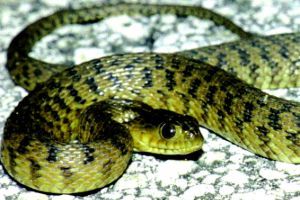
0;0;299;199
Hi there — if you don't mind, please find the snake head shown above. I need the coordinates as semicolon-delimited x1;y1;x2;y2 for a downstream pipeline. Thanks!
80;99;203;155
128;109;204;155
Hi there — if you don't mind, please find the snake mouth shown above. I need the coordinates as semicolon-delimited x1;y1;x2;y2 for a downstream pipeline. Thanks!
133;140;203;155
147;146;202;155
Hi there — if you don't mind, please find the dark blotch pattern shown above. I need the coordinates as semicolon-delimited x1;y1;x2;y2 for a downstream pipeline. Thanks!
142;67;153;88
82;145;95;164
268;108;282;130
47;145;60;162
165;69;176;91
243;102;255;122
188;78;201;98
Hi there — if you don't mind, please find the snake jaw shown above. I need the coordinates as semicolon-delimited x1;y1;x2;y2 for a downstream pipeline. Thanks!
133;139;203;155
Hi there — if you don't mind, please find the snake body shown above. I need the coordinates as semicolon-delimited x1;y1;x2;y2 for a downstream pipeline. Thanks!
1;3;299;194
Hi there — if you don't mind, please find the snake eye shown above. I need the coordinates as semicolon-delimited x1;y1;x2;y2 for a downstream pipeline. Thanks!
160;123;176;139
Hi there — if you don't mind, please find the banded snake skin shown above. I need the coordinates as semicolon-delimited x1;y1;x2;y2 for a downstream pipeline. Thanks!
0;3;299;194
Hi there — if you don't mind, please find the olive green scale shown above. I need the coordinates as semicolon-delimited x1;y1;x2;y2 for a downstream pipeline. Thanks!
1;3;299;194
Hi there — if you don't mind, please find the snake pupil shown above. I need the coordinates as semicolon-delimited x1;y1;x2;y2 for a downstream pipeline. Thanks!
160;123;176;139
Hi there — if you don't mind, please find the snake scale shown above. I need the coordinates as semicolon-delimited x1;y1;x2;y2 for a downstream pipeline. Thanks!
0;3;299;194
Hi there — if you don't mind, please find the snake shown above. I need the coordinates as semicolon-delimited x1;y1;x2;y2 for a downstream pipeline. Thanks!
0;3;299;194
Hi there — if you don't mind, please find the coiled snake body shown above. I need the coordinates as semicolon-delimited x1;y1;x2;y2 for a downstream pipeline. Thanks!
1;3;299;194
